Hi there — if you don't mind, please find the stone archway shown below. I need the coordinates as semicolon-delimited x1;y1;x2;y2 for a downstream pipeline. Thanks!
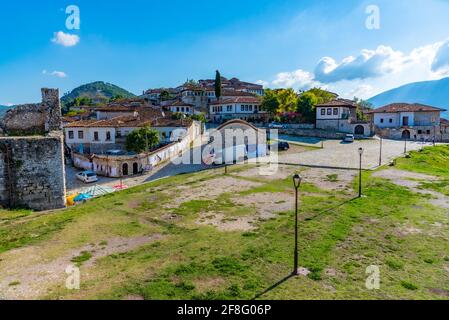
355;125;365;135
133;162;139;175
122;163;129;176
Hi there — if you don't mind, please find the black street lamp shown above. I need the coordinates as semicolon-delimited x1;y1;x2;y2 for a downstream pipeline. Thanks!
292;174;302;276
379;136;383;167
358;147;364;198
404;135;408;154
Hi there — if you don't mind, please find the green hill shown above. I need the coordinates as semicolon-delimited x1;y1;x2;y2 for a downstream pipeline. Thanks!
61;81;136;108
0;105;15;117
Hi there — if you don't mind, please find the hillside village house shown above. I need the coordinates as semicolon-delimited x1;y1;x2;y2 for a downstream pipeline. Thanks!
209;96;268;123
370;103;447;141
64;115;198;154
69;118;202;178
315;99;372;136
165;100;195;115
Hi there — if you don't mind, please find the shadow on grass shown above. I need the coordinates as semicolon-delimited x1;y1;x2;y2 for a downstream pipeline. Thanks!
252;196;360;300
303;196;360;222
252;274;295;300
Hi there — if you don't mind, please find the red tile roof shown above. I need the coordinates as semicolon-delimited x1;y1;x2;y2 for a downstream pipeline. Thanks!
209;96;261;105
440;118;449;125
316;99;358;108
65;115;192;129
369;103;446;113
167;100;195;107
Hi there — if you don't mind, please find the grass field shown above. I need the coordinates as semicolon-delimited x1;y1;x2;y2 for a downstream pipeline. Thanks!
0;146;448;300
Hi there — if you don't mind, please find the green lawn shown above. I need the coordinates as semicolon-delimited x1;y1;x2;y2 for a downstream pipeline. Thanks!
0;147;449;300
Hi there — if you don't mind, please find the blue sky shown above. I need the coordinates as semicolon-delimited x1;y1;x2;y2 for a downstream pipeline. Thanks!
2;0;449;104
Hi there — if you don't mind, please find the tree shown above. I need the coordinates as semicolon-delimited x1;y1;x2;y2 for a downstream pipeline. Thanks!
354;97;373;121
261;89;280;116
277;88;298;113
297;91;319;123
125;126;160;153
191;113;207;123
215;70;222;101
160;90;172;101
308;88;337;104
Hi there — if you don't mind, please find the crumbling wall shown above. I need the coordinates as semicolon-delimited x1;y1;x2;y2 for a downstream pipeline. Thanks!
0;88;62;136
0;88;66;211
0;133;66;210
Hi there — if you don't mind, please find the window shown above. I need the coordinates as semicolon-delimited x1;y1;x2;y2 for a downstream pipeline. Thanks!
327;108;332;115
227;105;232;112
78;131;84;139
321;108;326;116
106;131;111;141
426;130;431;134
380;119;384;123
94;132;99;141
176;107;180;112
241;105;244;112
68;131;74;139
389;119;393;123
333;108;338;115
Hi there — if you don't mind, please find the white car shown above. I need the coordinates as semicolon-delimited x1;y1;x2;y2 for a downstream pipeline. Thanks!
76;171;99;184
344;134;355;143
269;122;286;129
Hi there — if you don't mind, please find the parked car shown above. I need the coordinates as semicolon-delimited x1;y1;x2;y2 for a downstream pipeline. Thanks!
268;141;290;151
106;150;126;156
76;171;99;184
344;134;355;143
268;122;286;129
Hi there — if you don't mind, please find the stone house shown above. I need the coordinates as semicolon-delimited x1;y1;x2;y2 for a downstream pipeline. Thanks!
315;99;372;137
64;115;200;154
209;96;268;123
369;103;447;141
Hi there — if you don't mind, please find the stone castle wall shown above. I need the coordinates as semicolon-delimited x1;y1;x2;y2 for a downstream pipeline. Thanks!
0;88;66;211
0;133;66;210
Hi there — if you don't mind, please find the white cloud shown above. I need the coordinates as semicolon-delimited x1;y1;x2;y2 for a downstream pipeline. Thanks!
314;46;408;83
256;80;269;88
271;69;318;90
51;31;80;47
261;39;448;99
431;38;449;75
42;70;68;78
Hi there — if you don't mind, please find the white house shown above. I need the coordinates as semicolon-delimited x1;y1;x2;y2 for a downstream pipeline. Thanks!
370;103;446;140
209;96;267;123
64;115;196;154
316;99;371;136
166;100;195;115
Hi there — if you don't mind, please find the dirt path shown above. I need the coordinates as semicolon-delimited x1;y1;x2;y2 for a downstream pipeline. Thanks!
0;234;163;300
373;169;449;209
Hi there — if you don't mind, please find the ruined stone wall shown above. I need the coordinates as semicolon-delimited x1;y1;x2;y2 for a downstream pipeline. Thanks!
0;88;62;136
0;88;66;211
0;133;66;211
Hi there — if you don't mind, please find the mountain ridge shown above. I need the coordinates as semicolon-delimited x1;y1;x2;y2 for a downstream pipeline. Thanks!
61;81;136;107
368;78;449;118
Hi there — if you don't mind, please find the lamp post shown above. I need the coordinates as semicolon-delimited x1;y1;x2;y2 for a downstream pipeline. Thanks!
358;148;364;198
292;174;302;276
404;135;408;154
379;137;383;167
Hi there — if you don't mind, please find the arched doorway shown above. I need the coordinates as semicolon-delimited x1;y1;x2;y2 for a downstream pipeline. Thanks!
402;130;411;140
122;163;129;176
355;125;365;135
133;163;139;175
